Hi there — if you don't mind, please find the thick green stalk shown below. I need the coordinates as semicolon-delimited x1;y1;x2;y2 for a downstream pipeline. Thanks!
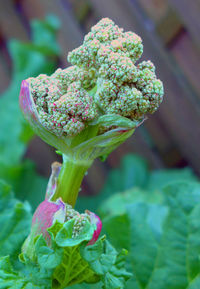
52;155;92;207
52;125;99;206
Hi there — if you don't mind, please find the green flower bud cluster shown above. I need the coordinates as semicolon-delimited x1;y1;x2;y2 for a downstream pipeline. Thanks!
28;18;164;138
65;204;90;238
29;68;98;137
69;18;163;120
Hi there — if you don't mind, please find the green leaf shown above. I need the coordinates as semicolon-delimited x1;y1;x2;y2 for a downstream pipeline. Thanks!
77;153;196;214
0;256;23;288
0;181;51;287
98;187;163;218
75;127;135;162
0;180;31;266
91;114;141;129
68;283;102;289
146;181;200;289
0;160;47;210
0;255;52;288
187;276;200;289
147;168;197;192
17;215;130;288
100;180;200;289
127;203;167;288
102;214;130;251
30;14;60;56
34;235;63;270
81;238;132;289
55;219;96;247
47;220;100;287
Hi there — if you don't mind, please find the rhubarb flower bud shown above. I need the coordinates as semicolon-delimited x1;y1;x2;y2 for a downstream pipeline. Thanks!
22;163;102;260
19;18;163;164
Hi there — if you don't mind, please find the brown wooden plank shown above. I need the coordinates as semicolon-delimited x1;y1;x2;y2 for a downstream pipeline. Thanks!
20;0;84;66
67;0;92;23
156;7;182;44
170;29;200;95
136;0;168;22
167;0;200;49
0;31;11;94
144;114;172;153
0;0;28;41
86;159;107;195
0;52;11;93
66;0;98;32
25;136;58;177
89;0;200;174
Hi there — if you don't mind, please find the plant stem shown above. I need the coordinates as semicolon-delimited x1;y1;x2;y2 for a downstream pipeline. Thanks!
52;154;92;207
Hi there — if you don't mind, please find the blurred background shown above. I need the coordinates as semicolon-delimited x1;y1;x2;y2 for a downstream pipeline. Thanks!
0;0;200;200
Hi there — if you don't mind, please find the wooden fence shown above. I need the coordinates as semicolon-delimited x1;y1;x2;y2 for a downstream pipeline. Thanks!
0;0;200;195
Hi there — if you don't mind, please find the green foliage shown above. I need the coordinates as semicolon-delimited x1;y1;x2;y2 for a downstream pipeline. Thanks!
98;177;200;289
0;222;129;289
0;180;31;268
0;181;130;288
0;160;47;210
76;154;197;212
0;15;60;207
76;153;200;289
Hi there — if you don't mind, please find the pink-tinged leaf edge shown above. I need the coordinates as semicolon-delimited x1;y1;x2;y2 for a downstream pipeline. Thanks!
32;198;66;239
86;210;102;245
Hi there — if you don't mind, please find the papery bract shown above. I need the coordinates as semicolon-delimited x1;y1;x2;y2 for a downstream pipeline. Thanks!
86;210;102;245
32;198;66;239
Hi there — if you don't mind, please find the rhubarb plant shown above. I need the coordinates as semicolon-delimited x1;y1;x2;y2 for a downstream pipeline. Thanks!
0;18;165;288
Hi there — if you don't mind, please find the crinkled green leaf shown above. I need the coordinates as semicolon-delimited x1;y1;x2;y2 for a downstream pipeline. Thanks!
55;219;96;247
0;180;31;267
81;238;132;289
0;181;55;288
0;255;51;289
0;256;20;287
146;181;200;289
16;217;130;288
34;235;63;270
48;220;100;287
127;203;167;288
100;180;200;289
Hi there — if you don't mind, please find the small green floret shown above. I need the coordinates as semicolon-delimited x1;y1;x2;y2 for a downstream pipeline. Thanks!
28;18;164;138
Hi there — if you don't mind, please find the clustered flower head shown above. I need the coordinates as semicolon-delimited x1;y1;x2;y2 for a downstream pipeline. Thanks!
26;18;164;138
22;197;102;256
